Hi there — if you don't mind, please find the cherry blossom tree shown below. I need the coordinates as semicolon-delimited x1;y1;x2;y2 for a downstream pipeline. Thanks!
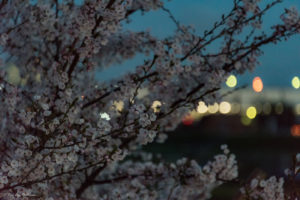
0;0;299;199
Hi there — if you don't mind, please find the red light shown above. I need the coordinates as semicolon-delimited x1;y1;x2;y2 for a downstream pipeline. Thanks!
182;115;194;126
291;125;300;137
252;77;263;93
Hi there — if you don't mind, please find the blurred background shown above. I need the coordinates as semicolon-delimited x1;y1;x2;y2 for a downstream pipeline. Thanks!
96;0;300;199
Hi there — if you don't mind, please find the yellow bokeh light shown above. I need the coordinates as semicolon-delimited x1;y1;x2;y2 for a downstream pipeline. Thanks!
113;101;124;112
189;110;201;119
36;73;41;82
152;100;162;113
7;64;21;85
246;106;257;119
219;101;231;114
292;76;300;89
208;103;219;114
226;75;237;88
241;116;252;126
197;101;208;114
295;104;300;115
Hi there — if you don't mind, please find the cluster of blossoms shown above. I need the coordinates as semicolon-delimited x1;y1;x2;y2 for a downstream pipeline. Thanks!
84;145;238;200
241;176;285;200
237;153;300;200
0;0;299;199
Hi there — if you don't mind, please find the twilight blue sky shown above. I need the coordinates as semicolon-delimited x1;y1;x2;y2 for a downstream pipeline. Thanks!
97;0;300;88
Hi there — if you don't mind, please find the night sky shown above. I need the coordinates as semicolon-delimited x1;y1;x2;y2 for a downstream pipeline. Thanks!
97;0;300;88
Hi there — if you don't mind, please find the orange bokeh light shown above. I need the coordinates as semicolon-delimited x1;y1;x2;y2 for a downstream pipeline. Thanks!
252;77;263;93
291;125;300;137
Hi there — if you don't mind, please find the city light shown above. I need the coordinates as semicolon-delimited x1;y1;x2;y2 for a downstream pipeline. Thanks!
7;64;21;85
252;77;263;93
219;101;231;114
291;76;300;89
295;104;300;115
182;114;194;126
246;106;257;119
226;75;237;88
208;103;219;114
291;125;300;137
241;116;252;126
35;73;41;82
197;101;208;114
152;101;162;113
114;101;124;112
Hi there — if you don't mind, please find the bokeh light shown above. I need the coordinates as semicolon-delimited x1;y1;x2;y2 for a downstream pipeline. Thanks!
182;115;194;126
152;101;162;113
291;76;300;89
226;75;237;88
291;125;300;137
295;104;300;115
219;101;231;114
35;73;41;82
252;77;263;93
7;64;21;85
241;116;252;126
114;101;124;112
208;103;219;114
197;101;208;114
246;106;257;119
